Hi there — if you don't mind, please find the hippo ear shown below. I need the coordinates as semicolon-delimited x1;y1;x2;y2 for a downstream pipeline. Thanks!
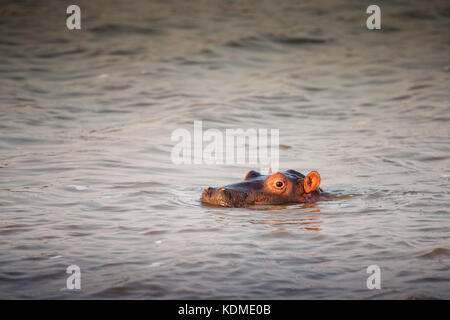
244;170;261;181
303;171;321;193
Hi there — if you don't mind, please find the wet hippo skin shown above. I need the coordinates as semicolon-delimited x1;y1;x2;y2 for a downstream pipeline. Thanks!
201;169;323;207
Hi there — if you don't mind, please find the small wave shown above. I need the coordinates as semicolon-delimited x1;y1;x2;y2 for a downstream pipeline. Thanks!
34;48;85;59
419;248;450;259
406;293;442;300
394;10;435;20
89;24;161;36
269;35;329;45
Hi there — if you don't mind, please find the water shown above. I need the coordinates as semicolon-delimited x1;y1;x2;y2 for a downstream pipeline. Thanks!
0;0;449;299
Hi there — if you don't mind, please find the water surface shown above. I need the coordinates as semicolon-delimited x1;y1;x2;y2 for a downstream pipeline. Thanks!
0;0;449;299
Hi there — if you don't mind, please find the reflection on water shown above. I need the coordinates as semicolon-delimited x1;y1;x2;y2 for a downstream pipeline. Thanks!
0;0;449;299
248;203;322;231
260;215;322;232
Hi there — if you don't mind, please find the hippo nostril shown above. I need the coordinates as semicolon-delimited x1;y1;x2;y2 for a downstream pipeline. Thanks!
203;187;215;198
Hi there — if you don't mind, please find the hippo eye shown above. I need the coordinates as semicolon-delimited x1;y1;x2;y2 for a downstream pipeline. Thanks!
275;181;284;188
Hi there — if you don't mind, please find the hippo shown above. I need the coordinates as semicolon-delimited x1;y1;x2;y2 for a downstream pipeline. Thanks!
201;169;323;207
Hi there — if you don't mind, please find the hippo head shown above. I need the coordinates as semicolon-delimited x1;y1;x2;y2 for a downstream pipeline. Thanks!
201;169;322;207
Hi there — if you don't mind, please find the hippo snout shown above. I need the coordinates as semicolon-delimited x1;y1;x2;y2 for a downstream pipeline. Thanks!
201;187;247;207
202;187;229;200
